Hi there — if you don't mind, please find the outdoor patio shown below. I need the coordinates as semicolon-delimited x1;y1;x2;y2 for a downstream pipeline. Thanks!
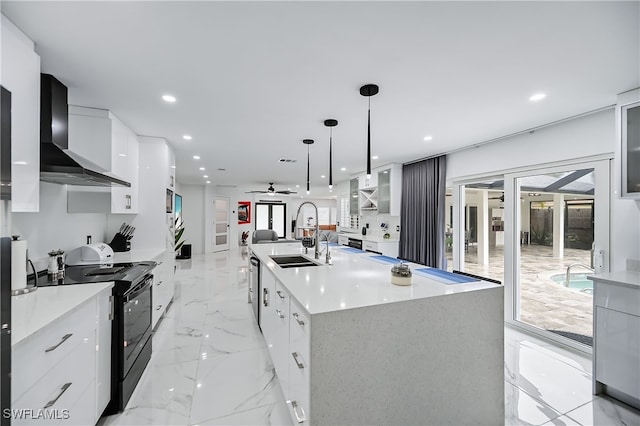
447;244;593;343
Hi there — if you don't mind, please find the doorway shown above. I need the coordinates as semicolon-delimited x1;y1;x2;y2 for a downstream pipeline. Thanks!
507;161;609;349
213;196;229;252
255;202;286;238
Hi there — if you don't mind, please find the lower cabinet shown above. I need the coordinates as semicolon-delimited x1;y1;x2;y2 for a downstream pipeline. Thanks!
337;235;349;246
593;275;640;408
363;239;399;258
152;250;175;329
261;268;311;424
11;287;112;425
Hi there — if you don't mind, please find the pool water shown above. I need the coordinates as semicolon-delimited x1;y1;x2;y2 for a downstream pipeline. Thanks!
550;273;593;293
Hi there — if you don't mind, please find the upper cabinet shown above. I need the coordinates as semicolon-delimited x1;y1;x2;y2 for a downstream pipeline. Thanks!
1;17;41;212
351;163;402;216
618;89;640;199
67;106;139;213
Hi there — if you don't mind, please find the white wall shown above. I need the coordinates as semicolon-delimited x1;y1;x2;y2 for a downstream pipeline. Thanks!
447;108;640;272
12;182;107;266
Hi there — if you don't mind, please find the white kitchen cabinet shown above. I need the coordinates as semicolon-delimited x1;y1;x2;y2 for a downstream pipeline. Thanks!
617;90;640;199
377;164;402;215
337;234;349;246
359;172;378;189
288;297;311;424
591;272;640;409
134;137;176;252
66;107;140;214
1;17;41;212
151;249;175;329
11;285;112;425
272;281;291;398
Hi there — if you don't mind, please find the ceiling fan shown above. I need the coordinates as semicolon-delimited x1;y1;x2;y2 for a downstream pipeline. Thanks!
245;183;297;196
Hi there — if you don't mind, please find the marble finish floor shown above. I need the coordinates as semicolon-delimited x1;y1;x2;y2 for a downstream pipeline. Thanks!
100;250;640;426
447;245;594;339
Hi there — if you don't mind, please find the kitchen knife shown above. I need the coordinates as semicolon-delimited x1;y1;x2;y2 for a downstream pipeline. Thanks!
120;223;126;233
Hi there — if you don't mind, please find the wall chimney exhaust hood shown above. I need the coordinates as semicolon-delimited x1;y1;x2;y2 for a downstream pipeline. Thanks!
40;74;130;187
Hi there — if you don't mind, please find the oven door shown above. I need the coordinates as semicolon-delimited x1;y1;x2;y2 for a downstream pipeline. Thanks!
122;275;152;377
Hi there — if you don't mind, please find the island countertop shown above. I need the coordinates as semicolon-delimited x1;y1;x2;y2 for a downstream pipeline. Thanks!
251;243;500;315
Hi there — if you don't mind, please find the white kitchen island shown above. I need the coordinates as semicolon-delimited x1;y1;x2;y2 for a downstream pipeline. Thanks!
251;243;504;426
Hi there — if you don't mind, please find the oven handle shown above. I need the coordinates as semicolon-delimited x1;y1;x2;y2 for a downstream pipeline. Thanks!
124;275;153;302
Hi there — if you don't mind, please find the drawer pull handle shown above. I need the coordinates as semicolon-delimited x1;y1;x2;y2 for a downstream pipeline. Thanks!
292;312;305;326
156;305;163;311
291;400;307;423
156;280;163;286
291;352;304;369
45;334;73;353
44;382;71;408
276;290;285;300
263;288;269;307
275;309;285;319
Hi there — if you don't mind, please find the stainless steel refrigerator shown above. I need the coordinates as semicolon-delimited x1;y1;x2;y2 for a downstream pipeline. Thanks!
1;85;12;425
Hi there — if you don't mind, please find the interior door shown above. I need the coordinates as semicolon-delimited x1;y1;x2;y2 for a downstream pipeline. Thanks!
213;196;230;252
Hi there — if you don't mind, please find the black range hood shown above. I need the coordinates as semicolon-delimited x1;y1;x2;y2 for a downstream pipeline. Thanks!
40;74;130;187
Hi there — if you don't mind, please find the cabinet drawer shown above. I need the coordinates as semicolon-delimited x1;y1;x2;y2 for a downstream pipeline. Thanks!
338;235;349;246
289;299;310;358
594;281;640;316
363;241;378;252
595;307;640;399
12;298;97;400
12;330;96;425
274;282;289;309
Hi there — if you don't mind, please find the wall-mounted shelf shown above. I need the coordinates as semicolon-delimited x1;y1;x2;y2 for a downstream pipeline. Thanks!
359;187;378;212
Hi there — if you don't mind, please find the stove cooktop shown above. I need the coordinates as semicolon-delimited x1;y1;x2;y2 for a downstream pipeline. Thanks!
37;261;157;292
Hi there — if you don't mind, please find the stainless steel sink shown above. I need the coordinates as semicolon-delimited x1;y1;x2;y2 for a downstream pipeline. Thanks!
269;255;319;268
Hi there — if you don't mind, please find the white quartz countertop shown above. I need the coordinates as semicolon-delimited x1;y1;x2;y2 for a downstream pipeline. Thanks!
112;247;166;263
251;244;500;315
11;282;114;346
588;270;640;288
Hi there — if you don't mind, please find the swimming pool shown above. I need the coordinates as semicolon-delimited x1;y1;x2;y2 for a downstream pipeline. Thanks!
550;273;593;294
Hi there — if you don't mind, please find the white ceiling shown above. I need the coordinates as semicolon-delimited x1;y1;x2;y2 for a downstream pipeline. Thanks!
2;1;638;198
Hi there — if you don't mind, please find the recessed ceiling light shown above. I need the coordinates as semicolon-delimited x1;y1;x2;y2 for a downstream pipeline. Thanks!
162;94;176;103
296;185;300;188
203;175;208;178
206;181;211;184
12;161;27;165
288;188;292;191
199;167;205;171
183;135;192;140
118;153;127;157
171;165;176;169
423;135;433;141
193;155;200;160
372;155;379;160
321;175;326;179
529;93;546;101
340;167;346;171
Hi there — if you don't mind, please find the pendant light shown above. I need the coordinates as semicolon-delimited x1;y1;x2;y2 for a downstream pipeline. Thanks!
324;119;338;191
303;139;314;194
360;84;379;178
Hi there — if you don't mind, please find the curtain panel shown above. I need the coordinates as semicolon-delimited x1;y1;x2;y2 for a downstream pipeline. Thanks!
399;156;447;268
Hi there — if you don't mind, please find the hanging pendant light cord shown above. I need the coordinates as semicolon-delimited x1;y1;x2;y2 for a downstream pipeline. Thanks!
367;96;371;177
329;128;333;188
307;144;310;192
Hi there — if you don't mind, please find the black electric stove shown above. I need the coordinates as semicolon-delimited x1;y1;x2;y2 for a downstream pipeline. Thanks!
38;261;156;293
37;261;157;415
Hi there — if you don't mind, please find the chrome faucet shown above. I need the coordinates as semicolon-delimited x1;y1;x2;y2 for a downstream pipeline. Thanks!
295;201;320;260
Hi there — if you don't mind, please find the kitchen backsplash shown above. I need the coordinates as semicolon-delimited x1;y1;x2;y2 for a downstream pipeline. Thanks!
340;214;401;239
12;182;108;269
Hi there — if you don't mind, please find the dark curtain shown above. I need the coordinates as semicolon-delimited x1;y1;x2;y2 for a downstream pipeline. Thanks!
399;156;447;268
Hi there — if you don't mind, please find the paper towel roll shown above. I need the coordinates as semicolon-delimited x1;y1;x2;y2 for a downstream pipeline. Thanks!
11;239;28;291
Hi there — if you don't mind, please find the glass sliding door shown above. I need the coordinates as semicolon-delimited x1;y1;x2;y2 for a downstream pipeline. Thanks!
255;202;287;238
506;159;610;350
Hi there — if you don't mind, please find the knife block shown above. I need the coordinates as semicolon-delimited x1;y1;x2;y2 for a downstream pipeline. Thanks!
108;232;130;252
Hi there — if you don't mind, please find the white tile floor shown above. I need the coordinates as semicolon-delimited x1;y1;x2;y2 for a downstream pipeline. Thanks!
101;250;640;426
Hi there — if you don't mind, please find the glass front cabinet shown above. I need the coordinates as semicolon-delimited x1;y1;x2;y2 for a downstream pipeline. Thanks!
621;100;640;198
